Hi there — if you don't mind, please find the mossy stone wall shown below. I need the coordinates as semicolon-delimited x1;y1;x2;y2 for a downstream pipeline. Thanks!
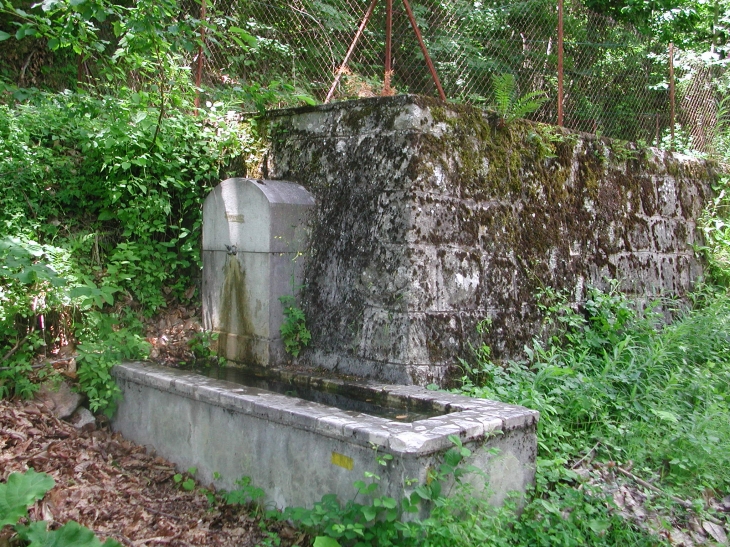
266;95;717;385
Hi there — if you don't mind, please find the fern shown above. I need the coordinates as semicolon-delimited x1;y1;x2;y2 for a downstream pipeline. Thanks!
492;73;515;119
490;73;547;124
512;91;550;120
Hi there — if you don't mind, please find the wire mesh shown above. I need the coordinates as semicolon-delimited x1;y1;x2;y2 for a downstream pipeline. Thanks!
558;2;668;143
200;0;720;150
0;0;722;152
675;57;721;153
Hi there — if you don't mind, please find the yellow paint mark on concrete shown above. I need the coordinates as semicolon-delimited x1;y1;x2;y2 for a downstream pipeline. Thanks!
331;452;354;470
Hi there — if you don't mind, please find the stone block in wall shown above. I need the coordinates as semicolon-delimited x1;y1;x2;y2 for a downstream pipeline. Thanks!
679;175;707;218
267;95;717;385
657;176;682;217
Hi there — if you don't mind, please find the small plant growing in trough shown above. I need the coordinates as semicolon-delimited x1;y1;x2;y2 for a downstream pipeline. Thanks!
279;295;311;357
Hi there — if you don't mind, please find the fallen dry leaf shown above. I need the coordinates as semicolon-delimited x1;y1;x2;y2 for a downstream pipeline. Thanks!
0;398;303;547
703;521;728;544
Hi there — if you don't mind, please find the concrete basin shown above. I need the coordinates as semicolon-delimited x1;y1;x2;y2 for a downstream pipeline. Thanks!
112;361;538;510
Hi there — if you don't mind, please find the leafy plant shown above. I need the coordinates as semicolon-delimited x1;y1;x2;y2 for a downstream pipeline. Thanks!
456;283;730;500
187;331;224;367
0;86;264;404
0;237;71;399
279;295;311;357
0;469;54;529
282;437;488;547
173;467;198;492
219;476;266;507
75;311;150;417
0;469;121;547
699;175;730;285
490;73;548;125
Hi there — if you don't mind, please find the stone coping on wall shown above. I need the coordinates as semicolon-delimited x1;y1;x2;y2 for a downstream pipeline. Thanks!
114;361;538;457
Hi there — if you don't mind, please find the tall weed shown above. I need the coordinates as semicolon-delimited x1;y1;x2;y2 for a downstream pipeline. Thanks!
700;175;730;285
457;284;730;497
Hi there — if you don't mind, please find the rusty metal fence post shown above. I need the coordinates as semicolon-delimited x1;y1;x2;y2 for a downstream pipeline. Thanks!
557;0;564;126
194;0;208;114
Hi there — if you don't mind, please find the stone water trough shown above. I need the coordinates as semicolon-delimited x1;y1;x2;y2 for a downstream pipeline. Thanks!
112;360;538;509
111;176;539;510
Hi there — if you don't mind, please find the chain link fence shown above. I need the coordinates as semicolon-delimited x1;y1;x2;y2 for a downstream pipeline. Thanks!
199;0;721;151
676;58;722;153
0;0;722;152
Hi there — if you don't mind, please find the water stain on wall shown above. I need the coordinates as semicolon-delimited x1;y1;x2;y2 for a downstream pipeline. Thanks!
218;255;256;364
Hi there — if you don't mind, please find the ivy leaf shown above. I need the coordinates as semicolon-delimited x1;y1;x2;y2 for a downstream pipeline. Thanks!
313;537;341;547
0;31;11;41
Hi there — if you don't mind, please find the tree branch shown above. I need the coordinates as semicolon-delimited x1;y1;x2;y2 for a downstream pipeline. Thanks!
1;325;35;363
149;45;166;151
616;466;723;525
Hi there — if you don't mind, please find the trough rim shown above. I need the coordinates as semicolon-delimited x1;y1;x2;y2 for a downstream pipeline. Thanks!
113;361;539;458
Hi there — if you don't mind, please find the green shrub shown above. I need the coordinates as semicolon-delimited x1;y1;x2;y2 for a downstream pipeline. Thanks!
0;237;70;398
279;295;311;357
0;88;266;405
277;434;664;547
75;311;150;416
700;175;730;285
1;92;260;311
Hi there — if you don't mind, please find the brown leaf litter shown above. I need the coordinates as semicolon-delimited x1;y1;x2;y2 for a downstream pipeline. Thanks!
0;398;303;547
576;458;730;547
144;304;206;368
